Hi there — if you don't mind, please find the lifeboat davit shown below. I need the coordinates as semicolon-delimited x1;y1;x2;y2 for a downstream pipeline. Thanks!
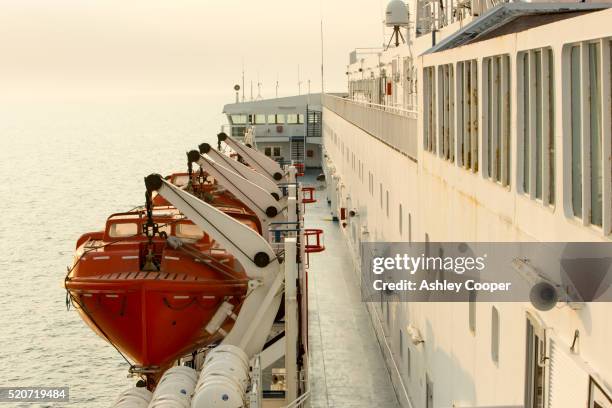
64;203;259;378
152;172;257;221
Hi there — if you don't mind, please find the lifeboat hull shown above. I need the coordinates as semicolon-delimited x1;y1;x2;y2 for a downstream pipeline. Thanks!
66;273;247;368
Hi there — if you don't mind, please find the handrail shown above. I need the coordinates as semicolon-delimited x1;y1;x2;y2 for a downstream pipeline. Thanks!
322;94;418;159
281;390;311;408
324;94;417;118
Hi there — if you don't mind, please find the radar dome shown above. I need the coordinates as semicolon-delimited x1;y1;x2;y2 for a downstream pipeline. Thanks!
385;0;409;27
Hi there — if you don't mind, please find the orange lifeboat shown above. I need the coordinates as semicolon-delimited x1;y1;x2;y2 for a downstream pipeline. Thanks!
64;204;259;379
152;172;255;217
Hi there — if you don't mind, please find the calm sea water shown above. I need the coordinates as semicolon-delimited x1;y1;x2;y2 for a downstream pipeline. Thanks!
0;98;224;407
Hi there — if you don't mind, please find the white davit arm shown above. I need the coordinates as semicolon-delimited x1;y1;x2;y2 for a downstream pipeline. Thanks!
144;174;283;357
217;132;284;182
198;142;282;199
187;150;283;230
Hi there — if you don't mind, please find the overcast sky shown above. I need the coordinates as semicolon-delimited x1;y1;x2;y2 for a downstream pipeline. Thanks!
0;0;389;101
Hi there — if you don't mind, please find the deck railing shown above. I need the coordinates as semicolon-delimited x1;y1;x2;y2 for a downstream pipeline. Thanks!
322;94;418;159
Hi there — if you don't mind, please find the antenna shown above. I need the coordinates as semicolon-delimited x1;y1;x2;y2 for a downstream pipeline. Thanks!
384;0;409;50
297;65;302;95
256;72;262;100
276;73;279;98
320;19;325;94
241;61;245;102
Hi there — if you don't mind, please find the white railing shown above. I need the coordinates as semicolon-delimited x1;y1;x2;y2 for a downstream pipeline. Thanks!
281;390;310;408
322;94;418;159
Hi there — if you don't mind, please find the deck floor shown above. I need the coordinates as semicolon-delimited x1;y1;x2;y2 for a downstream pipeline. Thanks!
304;178;400;408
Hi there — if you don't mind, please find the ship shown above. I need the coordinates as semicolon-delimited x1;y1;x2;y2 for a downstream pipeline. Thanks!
65;0;612;407
220;0;612;407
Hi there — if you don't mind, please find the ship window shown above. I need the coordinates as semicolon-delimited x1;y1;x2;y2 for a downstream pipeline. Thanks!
408;213;412;243
589;378;612;408
298;114;304;124
483;55;510;186
175;223;204;240
469;290;476;334
108;222;138;238
437;64;455;162
567;40;610;231
386;191;390;218
518;48;555;204
273;147;281;157
386;301;390;326
254;114;266;124
406;345;411;378
399;204;403;235
287;114;298;124
276;114;285;124
525;316;545;408
267;114;276;124
231;114;247;124
264;147;272;157
423;66;436;154
491;306;499;363
456;60;479;172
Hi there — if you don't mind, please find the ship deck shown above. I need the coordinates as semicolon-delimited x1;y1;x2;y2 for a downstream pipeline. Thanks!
304;174;400;408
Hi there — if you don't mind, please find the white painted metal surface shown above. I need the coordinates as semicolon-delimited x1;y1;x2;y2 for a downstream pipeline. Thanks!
200;143;283;198
322;4;612;407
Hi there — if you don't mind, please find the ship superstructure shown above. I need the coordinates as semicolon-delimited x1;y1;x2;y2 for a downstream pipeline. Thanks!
318;1;612;407
65;1;612;406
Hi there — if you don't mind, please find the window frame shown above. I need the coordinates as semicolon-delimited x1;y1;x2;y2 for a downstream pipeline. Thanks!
563;39;611;234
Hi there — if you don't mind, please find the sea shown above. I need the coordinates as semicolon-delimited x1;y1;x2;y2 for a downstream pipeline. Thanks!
0;97;225;407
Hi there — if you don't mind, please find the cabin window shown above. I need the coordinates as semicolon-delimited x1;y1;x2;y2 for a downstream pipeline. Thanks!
589;378;612;408
456;59;479;172
483;55;511;186
267;114;284;124
437;64;455;162
525;316;546;408
231;114;247;124
287;114;298;124
491;306;500;363
175;223;204;240
385;191;390;217
567;40;611;232
386;301;391;326
254;114;266;124
273;147;281;157
406;345;411;378
298;114;305;124
399;204;403;235
423;66;437;154
264;147;272;157
469;290;476;334
518;48;555;203
108;222;138;238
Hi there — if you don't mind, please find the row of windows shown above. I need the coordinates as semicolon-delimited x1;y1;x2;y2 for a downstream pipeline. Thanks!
230;113;304;125
392;302;501;388
423;39;611;233
391;306;611;408
326;125;412;239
